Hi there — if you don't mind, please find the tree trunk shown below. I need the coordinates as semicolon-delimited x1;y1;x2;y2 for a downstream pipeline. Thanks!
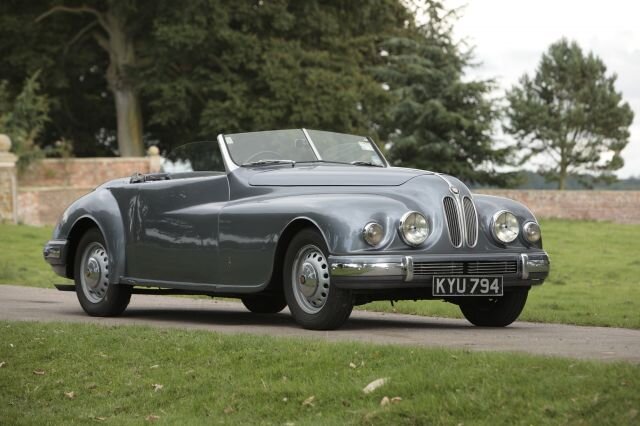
558;164;567;190
36;5;144;156
114;87;144;156
102;9;144;157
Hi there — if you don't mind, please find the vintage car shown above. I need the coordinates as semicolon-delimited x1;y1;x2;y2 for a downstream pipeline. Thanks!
44;129;549;330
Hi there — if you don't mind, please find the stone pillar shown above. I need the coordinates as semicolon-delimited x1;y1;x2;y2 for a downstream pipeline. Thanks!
147;146;162;173
0;134;18;224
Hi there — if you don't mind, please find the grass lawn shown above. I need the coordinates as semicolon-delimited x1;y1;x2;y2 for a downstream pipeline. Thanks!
1;220;639;328
0;223;72;287
0;321;638;425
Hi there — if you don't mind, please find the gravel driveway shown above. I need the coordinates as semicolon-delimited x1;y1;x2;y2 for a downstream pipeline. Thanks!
1;285;639;363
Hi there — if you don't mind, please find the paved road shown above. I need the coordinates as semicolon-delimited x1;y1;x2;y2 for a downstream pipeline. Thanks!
1;285;639;363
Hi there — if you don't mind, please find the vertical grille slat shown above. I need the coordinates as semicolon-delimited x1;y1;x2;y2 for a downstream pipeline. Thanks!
463;196;478;247
443;196;462;247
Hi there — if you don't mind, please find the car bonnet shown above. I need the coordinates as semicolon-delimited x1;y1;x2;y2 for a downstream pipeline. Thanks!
247;165;432;186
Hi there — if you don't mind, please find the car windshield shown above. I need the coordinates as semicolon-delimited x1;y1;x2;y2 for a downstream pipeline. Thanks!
223;129;386;167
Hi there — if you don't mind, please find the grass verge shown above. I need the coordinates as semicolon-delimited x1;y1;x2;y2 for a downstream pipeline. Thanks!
0;321;639;425
0;223;71;287
1;220;639;328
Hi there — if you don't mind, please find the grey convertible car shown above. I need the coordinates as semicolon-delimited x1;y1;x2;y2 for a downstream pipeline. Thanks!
44;129;549;330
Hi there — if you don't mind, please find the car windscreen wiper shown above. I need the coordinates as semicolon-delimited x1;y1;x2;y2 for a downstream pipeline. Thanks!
349;161;384;167
241;159;296;167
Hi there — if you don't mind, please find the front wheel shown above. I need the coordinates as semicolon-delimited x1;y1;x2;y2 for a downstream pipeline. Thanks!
283;229;353;330
458;289;529;327
74;228;131;316
241;294;287;314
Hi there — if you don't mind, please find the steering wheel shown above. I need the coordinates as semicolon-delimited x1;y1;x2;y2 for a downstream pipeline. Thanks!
244;150;285;163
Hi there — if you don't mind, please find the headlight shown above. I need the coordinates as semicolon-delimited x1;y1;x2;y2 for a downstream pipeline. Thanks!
363;222;384;246
399;211;429;246
491;210;519;244
523;221;541;243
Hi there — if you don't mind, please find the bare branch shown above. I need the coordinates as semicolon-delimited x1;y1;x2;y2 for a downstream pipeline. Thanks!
64;20;98;54
35;5;112;37
92;31;112;55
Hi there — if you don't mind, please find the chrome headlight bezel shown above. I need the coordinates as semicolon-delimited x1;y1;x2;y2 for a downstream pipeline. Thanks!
491;210;520;244
398;211;429;247
523;221;541;244
362;222;384;247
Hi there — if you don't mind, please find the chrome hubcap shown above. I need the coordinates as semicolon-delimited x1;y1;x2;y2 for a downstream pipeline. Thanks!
80;242;109;303
292;245;330;314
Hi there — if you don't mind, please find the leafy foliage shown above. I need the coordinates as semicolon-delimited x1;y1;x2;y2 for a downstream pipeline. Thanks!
141;0;409;151
0;0;517;186
0;71;50;170
374;2;516;186
505;39;634;189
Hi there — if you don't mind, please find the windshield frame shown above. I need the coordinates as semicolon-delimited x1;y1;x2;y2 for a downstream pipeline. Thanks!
217;129;388;171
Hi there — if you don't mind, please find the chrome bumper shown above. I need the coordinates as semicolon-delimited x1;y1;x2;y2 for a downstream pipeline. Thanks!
330;252;550;285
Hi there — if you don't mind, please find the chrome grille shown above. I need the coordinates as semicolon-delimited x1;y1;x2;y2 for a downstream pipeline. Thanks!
443;196;462;247
465;261;518;275
413;260;518;276
413;262;464;275
463;196;478;247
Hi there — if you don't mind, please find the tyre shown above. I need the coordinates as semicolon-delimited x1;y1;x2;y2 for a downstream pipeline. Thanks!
283;229;353;330
458;289;529;327
241;294;287;314
74;227;131;316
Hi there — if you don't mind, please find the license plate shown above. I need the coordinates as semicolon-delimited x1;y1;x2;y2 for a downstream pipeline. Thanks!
432;276;503;296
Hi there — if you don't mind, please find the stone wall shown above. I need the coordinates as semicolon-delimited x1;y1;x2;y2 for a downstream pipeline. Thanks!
14;149;162;226
1;145;639;226
0;165;17;223
18;157;158;188
18;187;93;226
0;135;18;223
478;189;640;224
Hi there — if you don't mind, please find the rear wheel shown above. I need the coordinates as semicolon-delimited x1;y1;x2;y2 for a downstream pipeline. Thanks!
458;289;529;327
74;228;131;316
241;294;287;314
283;229;353;330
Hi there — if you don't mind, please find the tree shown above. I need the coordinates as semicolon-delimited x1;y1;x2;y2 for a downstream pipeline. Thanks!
141;0;410;150
36;1;150;156
1;0;409;156
374;1;515;186
505;39;634;189
0;71;50;170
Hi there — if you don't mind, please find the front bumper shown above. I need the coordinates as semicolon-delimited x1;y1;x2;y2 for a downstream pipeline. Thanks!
329;252;550;290
43;239;70;277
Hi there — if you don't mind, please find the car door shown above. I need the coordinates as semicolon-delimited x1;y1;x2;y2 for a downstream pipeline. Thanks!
127;174;229;284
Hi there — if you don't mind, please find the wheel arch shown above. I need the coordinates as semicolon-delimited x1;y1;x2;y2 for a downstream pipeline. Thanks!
65;216;104;279
266;217;328;294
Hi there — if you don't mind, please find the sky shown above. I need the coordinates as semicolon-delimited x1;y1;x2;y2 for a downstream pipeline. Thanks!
443;0;640;178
